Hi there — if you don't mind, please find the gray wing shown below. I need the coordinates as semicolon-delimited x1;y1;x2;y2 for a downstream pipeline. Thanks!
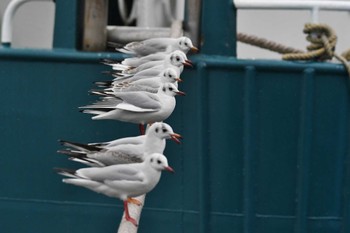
89;135;145;148
113;85;158;93
114;91;161;110
88;144;144;165
127;38;173;55
77;164;143;182
122;53;166;67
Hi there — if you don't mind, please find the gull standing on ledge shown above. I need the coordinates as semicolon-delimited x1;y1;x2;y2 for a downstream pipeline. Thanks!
58;122;182;166
55;153;174;227
80;83;185;134
112;36;198;56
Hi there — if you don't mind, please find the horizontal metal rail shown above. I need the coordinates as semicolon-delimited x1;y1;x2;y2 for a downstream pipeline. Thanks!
234;0;350;22
0;49;346;75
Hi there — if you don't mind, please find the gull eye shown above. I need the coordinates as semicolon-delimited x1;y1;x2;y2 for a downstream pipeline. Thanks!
176;56;180;61
169;74;172;78
162;128;167;133
184;42;188;46
169;87;174;91
157;160;161;164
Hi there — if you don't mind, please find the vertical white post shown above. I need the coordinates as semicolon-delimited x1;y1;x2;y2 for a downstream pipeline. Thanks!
117;195;145;233
1;0;53;46
175;0;185;21
311;6;319;23
136;0;164;27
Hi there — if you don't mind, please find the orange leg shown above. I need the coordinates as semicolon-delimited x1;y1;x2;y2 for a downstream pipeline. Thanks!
127;197;142;206
139;124;145;135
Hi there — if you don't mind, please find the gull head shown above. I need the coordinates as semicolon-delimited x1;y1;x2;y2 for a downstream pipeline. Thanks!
160;83;186;97
147;122;182;143
178;37;198;53
147;153;174;173
169;50;192;67
161;68;182;83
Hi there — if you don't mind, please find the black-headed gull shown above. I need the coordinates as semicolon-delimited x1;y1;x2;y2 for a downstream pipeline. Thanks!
58;122;182;166
55;153;174;227
121;52;171;67
109;50;192;78
101;69;181;93
113;36;198;56
89;135;144;148
97;67;180;88
105;67;180;84
80;83;185;133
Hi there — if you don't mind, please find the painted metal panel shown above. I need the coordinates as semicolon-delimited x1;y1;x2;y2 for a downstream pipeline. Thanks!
0;51;349;233
1;0;350;232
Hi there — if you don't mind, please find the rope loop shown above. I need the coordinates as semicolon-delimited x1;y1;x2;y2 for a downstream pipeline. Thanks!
237;23;350;78
283;23;337;61
282;23;350;77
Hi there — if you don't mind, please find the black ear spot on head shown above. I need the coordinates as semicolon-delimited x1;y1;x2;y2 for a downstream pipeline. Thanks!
155;127;159;133
150;158;154;163
162;87;166;92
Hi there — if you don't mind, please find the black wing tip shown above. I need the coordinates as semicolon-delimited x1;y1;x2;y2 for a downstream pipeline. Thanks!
53;167;76;175
107;41;125;49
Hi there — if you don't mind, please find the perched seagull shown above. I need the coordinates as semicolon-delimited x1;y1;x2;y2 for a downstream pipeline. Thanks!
96;68;180;88
87;123;170;148
102;69;181;93
107;50;192;78
80;83;185;134
55;153;174;227
89;135;144;148
113;36;198;56
58;122;182;166
121;52;171;67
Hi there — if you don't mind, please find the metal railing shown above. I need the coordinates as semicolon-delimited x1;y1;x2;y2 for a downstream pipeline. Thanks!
1;0;53;47
234;0;350;23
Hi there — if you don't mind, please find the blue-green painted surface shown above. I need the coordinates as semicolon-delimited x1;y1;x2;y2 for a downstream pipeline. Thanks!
0;0;349;232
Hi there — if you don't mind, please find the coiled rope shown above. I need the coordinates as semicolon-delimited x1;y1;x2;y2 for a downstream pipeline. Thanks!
237;23;350;77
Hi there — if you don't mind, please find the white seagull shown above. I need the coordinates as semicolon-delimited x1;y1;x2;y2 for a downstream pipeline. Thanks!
95;68;180;89
55;153;174;227
114;36;198;56
87;123;165;148
58;122;182;166
103;69;181;93
80;83;185;134
89;135;144;148
107;50;192;78
121;49;190;67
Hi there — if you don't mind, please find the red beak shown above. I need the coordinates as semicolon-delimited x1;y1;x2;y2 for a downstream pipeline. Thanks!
170;133;183;144
165;166;175;173
175;90;186;96
175;77;183;82
191;46;199;53
183;60;193;67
